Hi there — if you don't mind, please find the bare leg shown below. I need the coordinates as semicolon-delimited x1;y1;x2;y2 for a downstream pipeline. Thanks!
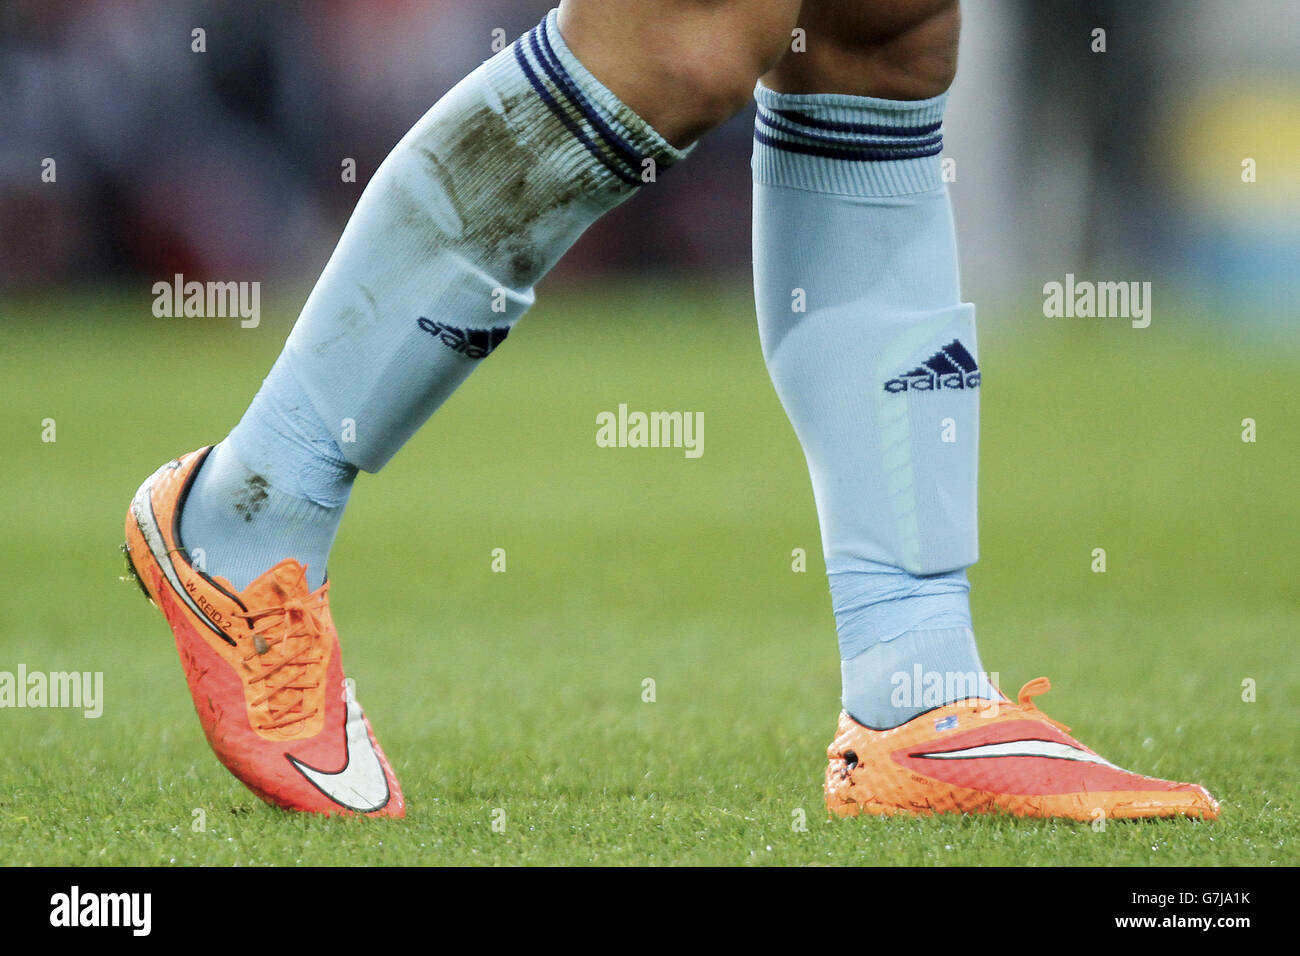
561;0;803;146
764;0;960;99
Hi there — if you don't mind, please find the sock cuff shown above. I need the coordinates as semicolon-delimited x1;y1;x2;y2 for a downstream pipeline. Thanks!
752;82;948;196
227;358;357;508
840;626;997;727
829;562;971;659
482;10;689;191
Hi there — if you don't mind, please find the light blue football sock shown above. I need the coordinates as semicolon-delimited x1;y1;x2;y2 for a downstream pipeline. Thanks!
281;10;685;472
752;83;997;728
180;358;355;591
180;10;684;590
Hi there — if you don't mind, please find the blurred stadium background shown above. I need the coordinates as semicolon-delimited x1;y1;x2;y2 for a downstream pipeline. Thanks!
3;0;1298;313
0;2;1296;865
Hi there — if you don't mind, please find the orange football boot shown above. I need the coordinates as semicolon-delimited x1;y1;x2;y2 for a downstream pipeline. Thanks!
123;448;404;817
825;677;1218;821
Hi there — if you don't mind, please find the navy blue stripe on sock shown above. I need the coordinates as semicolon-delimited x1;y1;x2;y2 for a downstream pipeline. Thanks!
755;109;942;154
772;107;942;138
534;17;649;174
513;33;641;186
753;127;942;162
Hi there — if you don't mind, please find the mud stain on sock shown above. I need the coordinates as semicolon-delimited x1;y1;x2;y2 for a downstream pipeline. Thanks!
411;89;622;290
233;475;270;522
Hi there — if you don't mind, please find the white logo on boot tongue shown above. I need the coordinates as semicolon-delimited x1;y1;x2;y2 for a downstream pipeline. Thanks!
287;679;390;813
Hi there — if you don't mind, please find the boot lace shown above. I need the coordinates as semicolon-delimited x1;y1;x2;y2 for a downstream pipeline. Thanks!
1012;676;1072;734
235;585;328;733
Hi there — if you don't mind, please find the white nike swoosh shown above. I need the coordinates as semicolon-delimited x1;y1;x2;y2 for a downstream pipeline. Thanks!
287;684;391;813
915;739;1121;768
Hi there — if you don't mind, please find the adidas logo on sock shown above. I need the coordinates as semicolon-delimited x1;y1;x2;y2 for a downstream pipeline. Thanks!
417;318;508;359
883;339;980;393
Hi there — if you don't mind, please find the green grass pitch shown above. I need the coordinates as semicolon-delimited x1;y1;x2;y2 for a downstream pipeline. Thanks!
0;282;1294;865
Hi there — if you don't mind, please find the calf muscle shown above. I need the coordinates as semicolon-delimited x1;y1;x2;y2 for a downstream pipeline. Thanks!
766;0;961;99
558;0;802;146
